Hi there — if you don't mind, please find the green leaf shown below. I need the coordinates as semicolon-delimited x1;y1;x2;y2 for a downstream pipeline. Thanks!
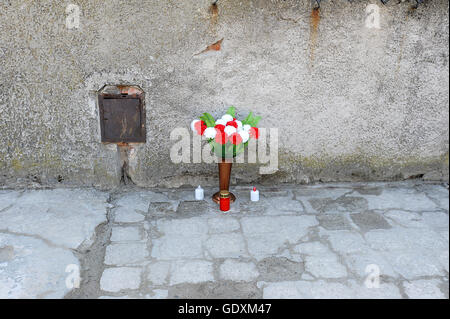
249;115;261;127
226;106;236;118
245;112;254;125
200;112;216;127
242;112;261;127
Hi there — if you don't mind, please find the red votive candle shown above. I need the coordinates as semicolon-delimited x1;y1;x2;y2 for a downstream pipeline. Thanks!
219;190;231;212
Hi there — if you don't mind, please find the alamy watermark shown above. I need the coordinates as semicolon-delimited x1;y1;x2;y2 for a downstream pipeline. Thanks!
65;264;81;289
65;4;81;30
364;264;381;289
64;3;382;31
365;4;381;29
170;127;279;175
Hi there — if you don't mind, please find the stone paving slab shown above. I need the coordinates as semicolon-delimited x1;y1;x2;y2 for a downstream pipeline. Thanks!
0;188;110;298
0;233;79;298
0;189;109;249
0;182;448;299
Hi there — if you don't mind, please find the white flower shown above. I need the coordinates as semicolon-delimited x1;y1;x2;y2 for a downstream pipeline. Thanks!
239;130;250;143
235;120;243;131
191;119;200;132
221;114;233;122
203;127;217;139
243;124;251;132
215;119;227;126
224;125;237;136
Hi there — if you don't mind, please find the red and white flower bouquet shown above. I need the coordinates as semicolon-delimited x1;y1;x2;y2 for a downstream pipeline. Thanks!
191;107;261;159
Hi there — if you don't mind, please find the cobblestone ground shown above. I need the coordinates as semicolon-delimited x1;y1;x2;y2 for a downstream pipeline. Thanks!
0;182;448;299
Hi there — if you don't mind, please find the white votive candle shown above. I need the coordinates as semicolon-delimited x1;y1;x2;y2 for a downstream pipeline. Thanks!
250;187;259;202
195;185;204;200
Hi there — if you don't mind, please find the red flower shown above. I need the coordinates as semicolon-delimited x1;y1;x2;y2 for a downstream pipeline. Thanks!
226;121;238;129
249;127;259;139
194;121;207;135
215;131;228;145
230;132;243;145
215;124;225;133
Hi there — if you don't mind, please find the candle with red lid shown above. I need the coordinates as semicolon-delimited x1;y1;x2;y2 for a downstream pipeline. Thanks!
251;187;259;202
219;190;231;212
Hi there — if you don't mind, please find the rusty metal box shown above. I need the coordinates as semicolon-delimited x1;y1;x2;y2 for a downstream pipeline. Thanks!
98;87;146;143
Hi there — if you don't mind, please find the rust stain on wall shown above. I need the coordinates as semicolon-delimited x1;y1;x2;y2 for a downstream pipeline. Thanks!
210;2;219;25
208;2;219;34
194;38;224;56
116;85;140;95
116;142;129;147
309;8;321;66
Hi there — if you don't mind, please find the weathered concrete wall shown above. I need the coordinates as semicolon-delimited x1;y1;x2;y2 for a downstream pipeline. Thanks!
0;0;448;188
